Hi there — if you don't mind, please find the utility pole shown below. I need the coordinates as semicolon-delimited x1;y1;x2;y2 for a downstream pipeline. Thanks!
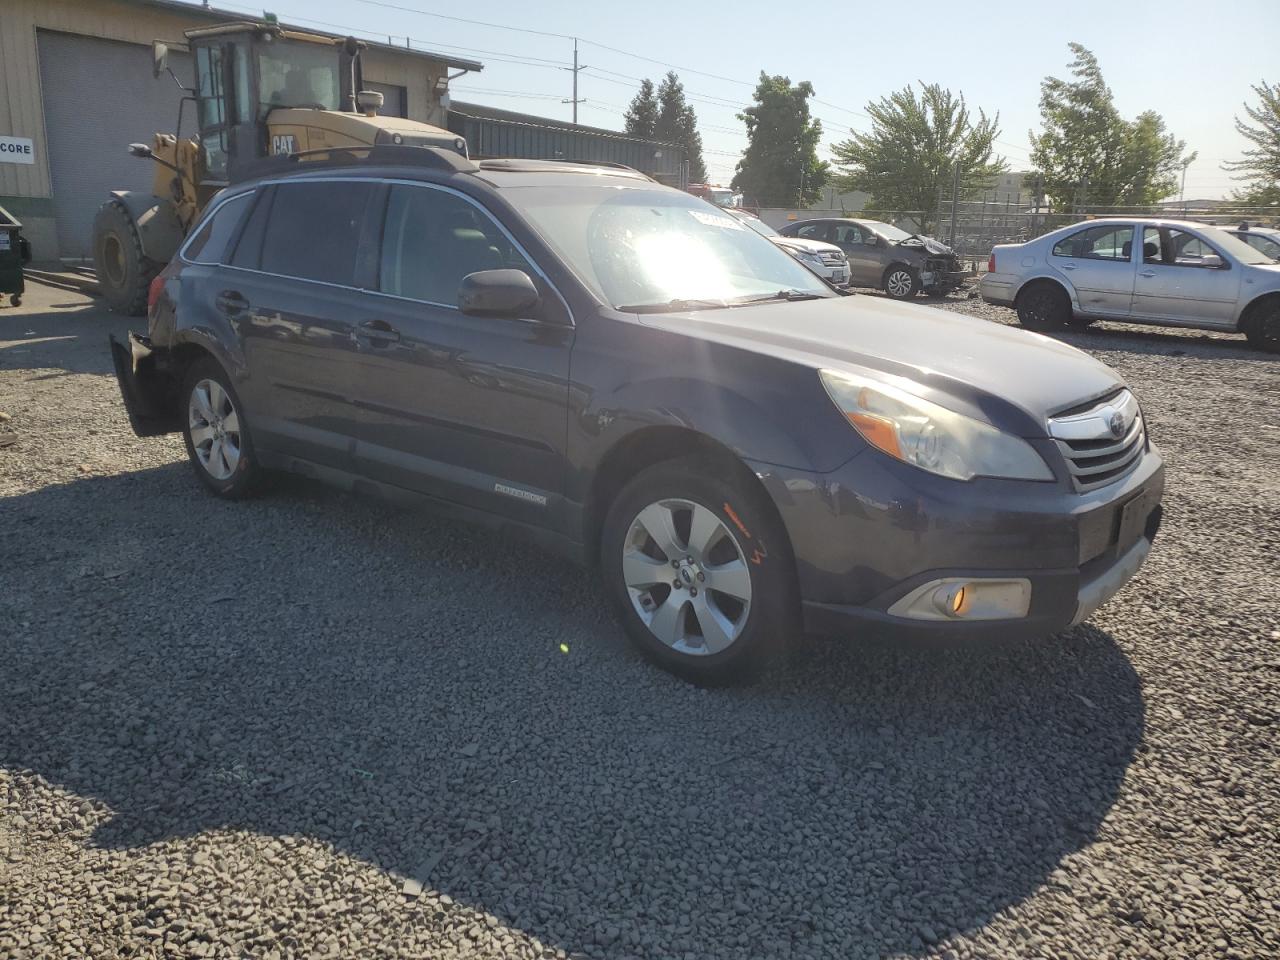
948;160;961;247
560;37;587;124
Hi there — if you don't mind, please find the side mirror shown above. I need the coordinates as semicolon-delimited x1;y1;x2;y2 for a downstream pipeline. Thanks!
1201;253;1225;269
458;269;540;318
865;235;880;247
152;41;169;79
128;143;153;159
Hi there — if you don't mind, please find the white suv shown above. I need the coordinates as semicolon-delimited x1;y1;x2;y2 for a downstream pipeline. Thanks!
726;209;849;287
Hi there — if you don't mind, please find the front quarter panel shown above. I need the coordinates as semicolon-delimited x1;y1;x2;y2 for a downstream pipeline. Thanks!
566;310;862;501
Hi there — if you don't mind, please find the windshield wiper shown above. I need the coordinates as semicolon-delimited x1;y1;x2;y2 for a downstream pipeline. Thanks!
616;298;731;313
731;289;825;305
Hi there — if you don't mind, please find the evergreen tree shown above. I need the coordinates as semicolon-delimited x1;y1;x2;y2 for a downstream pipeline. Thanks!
624;79;658;140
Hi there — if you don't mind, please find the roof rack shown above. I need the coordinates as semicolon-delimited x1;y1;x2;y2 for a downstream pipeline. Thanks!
230;144;477;183
475;157;653;181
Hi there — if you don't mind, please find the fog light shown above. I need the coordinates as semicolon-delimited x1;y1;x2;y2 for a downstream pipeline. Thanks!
889;577;1032;621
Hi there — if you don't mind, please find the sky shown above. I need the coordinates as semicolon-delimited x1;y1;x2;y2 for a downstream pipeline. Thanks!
206;0;1279;199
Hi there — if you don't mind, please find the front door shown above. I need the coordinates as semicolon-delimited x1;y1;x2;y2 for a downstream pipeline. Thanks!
1049;223;1136;317
1130;226;1241;326
348;182;574;528
829;222;882;286
225;179;381;470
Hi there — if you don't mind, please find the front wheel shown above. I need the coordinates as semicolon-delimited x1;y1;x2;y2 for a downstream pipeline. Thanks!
1242;299;1280;353
181;358;263;498
92;200;162;316
882;265;918;299
601;456;797;683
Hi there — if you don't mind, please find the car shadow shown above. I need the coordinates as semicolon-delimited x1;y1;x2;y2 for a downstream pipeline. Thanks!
1;465;1145;958
0;298;129;377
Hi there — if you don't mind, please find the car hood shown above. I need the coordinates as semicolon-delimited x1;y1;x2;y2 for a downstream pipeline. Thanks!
637;296;1124;437
898;234;955;256
773;237;842;256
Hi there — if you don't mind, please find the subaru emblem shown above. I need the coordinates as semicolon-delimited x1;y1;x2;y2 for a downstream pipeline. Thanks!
1108;411;1125;438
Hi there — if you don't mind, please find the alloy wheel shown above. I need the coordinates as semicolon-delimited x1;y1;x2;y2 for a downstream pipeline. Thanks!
188;378;241;481
622;499;753;656
886;270;913;297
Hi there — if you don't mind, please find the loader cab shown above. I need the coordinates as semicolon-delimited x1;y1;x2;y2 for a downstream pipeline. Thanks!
186;24;359;182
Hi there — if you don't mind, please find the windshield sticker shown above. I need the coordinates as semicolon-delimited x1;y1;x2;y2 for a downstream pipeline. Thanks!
688;209;745;230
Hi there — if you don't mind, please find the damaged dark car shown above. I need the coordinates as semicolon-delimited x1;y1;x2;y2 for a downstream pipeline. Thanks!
779;217;973;299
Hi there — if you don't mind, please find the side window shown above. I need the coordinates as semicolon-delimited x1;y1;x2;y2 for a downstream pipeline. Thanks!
1142;226;1163;262
1244;233;1280;258
1052;225;1133;260
1148;228;1223;268
378;185;532;305
184;193;253;264
797;223;829;241
833;224;864;245
258;182;376;285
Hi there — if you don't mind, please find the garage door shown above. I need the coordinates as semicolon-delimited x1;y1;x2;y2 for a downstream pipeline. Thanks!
37;30;192;260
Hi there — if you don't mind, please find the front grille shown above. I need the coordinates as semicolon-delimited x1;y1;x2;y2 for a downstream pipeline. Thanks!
1048;389;1146;492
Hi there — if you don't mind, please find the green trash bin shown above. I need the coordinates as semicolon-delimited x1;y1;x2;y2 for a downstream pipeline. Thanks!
0;204;32;307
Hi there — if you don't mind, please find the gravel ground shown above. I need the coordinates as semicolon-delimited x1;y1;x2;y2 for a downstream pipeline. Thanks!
1;280;1278;960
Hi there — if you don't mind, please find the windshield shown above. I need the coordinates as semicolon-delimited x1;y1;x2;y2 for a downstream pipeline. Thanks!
869;221;914;243
728;211;779;238
1203;227;1275;265
510;187;832;310
258;43;341;115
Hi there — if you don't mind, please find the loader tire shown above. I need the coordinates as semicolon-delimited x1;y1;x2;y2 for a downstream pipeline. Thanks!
93;200;162;316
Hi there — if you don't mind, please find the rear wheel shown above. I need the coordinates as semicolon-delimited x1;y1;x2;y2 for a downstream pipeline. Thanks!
1016;281;1071;330
601;456;796;683
1242;298;1280;353
882;265;918;299
181;358;263;498
93;200;161;316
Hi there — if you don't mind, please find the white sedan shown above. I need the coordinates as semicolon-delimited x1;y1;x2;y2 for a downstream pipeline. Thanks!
981;218;1280;352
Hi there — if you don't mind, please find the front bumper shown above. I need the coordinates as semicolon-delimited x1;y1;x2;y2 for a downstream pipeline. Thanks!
751;442;1165;642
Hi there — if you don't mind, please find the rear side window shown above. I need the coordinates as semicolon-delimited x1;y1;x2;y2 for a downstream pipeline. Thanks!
378;185;532;305
258;181;376;285
184;192;252;264
1052;225;1133;261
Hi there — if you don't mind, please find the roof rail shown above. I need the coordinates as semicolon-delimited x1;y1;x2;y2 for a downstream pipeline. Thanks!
475;157;654;181
230;144;477;183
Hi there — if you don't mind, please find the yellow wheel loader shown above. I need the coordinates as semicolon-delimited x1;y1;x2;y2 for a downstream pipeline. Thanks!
93;20;467;314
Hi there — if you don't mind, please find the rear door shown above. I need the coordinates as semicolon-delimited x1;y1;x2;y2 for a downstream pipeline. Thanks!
347;182;574;526
1130;226;1241;326
1048;223;1136;317
223;178;380;469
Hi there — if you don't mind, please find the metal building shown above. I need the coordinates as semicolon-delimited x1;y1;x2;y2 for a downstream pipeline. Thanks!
449;102;688;187
0;0;480;261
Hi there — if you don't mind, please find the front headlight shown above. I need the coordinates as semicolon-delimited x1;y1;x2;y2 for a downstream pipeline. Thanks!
820;369;1054;482
795;251;823;265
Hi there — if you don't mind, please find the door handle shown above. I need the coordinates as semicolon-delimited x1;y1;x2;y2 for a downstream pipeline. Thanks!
215;290;249;314
353;319;400;346
1139;270;1156;278
1060;263;1076;271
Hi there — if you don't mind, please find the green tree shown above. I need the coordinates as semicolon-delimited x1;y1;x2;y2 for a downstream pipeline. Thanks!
732;73;827;206
1030;44;1189;209
830;83;1005;231
623;79;658;139
1224;80;1280;204
653;72;707;184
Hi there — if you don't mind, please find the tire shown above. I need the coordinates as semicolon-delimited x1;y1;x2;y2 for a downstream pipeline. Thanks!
180;358;263;498
1016;281;1072;330
92;200;162;316
882;264;918;300
1242;298;1280;354
1066;317;1097;329
600;455;797;684
10;295;20;308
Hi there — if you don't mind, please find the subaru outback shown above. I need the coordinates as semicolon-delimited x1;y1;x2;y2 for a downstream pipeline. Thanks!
110;146;1164;682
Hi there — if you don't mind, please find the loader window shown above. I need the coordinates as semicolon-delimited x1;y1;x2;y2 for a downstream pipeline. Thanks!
196;45;230;179
259;45;341;115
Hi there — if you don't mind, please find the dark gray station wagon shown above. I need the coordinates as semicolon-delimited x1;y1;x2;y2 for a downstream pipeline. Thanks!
112;146;1164;682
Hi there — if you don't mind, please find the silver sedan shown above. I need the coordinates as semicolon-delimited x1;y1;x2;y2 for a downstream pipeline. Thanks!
981;218;1280;352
